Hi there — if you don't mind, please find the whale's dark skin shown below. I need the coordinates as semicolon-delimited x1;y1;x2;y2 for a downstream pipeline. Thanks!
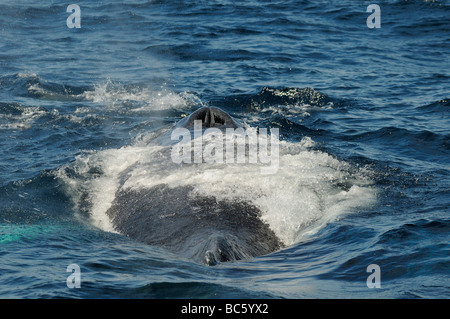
105;107;283;265
175;106;242;130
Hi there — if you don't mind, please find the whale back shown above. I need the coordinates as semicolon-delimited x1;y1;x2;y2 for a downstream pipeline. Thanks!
106;184;283;265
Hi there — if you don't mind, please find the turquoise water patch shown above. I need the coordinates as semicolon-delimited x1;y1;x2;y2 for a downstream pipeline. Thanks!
0;224;61;244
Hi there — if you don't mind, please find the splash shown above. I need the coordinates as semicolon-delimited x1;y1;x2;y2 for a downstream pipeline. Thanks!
81;79;200;111
57;130;377;247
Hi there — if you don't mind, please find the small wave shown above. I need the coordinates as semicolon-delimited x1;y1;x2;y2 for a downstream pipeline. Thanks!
0;102;50;130
0;73;89;101
0;101;100;130
1;74;200;112
212;87;336;123
252;87;334;109
344;127;450;157
390;0;447;6
417;99;449;114
144;43;259;62
377;218;450;245
319;217;450;284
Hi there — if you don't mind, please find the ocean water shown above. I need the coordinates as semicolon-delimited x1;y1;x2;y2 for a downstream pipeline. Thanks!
0;0;449;299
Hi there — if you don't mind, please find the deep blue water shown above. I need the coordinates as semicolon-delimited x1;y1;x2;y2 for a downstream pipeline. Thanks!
0;0;449;299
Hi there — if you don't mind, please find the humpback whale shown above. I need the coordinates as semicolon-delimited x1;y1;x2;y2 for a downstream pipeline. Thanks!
105;107;284;265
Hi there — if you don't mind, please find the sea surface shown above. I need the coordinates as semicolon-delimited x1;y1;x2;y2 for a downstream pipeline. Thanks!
0;0;449;299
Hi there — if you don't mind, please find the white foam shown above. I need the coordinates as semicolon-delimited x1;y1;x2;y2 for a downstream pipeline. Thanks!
56;146;162;232
17;72;38;79
27;83;47;95
0;106;48;130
